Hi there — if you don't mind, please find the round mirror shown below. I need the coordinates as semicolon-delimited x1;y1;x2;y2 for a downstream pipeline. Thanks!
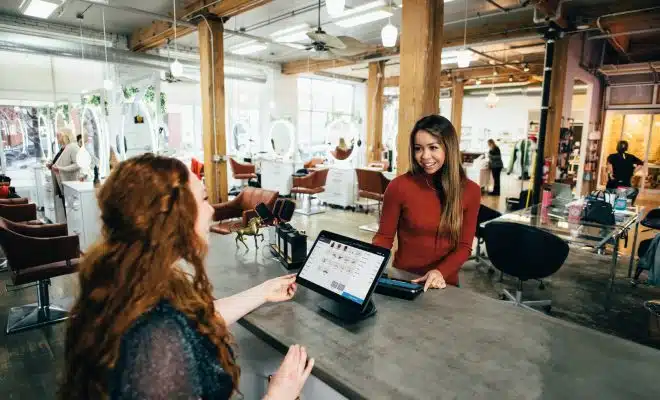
231;120;252;157
81;105;102;163
269;119;295;160
326;118;358;162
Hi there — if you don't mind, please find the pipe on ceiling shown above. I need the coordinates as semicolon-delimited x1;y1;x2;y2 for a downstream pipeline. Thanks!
75;0;197;28
0;40;267;83
588;27;660;41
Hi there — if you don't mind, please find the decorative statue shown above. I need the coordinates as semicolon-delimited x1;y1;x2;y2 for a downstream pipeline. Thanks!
234;216;264;250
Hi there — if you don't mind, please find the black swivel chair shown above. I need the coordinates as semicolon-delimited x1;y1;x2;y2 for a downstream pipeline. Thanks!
633;208;660;283
469;205;502;267
483;221;569;312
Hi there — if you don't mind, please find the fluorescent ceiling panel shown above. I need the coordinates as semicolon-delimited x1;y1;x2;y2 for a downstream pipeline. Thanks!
230;41;268;55
334;9;393;28
21;0;59;19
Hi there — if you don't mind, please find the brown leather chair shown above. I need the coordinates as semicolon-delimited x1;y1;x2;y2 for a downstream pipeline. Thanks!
0;202;42;224
229;158;258;187
291;169;329;216
0;198;29;205
210;187;279;234
356;168;391;225
304;157;325;169
0;217;80;334
368;161;390;171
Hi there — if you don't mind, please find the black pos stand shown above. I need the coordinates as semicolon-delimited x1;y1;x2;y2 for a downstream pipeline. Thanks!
319;299;377;323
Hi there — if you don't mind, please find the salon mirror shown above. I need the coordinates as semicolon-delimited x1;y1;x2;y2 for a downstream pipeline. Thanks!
269;119;295;160
37;113;53;159
231;120;252;158
326;119;358;162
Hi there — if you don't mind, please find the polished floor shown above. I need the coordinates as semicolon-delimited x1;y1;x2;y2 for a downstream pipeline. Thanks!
1;174;660;399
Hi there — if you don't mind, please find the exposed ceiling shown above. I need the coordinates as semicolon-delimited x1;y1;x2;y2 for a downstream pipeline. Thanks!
0;0;659;81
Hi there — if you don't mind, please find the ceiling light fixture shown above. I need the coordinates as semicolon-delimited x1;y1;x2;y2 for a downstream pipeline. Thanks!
326;0;346;18
230;41;268;55
380;0;398;47
270;23;311;43
20;0;59;19
486;67;499;108
334;1;393;28
523;63;530;72
475;79;481;85
509;75;513;82
456;0;471;68
170;0;184;77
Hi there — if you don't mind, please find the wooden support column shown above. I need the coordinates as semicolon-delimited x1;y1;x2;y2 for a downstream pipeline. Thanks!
198;19;227;204
396;0;444;173
366;61;386;163
451;79;464;136
543;36;570;183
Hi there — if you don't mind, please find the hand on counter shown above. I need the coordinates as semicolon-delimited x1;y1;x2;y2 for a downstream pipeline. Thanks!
265;344;314;400
412;270;446;292
261;274;298;303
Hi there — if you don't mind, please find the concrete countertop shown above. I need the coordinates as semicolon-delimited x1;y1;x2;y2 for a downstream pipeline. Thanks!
207;235;660;400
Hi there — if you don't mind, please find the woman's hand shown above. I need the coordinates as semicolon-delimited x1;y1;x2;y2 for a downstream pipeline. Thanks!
51;165;59;172
265;345;314;400
412;270;446;292
260;274;297;303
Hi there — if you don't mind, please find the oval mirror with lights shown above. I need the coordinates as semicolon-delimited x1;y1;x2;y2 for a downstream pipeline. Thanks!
326;118;358;162
81;105;102;163
38;114;53;159
268;119;295;160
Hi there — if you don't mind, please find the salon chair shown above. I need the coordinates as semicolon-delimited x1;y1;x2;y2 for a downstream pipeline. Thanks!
229;158;257;188
291;169;329;216
633;208;660;284
210;187;279;234
469;205;502;268
0;201;42;224
356;168;390;232
0;217;80;334
483;221;569;313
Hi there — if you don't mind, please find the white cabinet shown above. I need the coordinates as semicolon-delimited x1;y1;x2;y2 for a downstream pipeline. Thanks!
32;165;47;210
63;182;101;252
234;325;348;400
261;159;295;195
42;171;65;224
318;167;356;208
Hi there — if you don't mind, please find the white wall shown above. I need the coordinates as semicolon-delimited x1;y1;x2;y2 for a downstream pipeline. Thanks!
461;93;541;141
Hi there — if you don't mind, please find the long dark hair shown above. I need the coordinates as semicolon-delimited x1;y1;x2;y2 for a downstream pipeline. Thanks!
60;154;239;399
409;115;466;247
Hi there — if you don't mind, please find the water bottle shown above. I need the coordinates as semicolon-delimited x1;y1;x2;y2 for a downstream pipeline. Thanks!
614;188;627;211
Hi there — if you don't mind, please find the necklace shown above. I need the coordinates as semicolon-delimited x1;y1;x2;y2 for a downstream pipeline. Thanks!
425;177;438;192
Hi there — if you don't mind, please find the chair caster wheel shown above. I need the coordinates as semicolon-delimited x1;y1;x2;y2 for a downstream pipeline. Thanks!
499;294;507;300
538;282;545;290
542;305;552;314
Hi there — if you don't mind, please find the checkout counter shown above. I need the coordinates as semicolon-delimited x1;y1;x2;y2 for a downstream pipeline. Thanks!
208;234;660;399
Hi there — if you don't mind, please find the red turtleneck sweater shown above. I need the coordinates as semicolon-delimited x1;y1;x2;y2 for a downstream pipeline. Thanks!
373;172;481;286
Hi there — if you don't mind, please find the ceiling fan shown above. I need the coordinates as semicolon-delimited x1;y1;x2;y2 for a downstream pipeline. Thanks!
161;42;197;83
297;0;370;59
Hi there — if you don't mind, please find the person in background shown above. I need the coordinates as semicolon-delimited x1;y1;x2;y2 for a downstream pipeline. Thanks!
59;154;313;400
76;134;83;148
607;140;644;189
487;139;503;196
373;115;481;291
48;128;79;213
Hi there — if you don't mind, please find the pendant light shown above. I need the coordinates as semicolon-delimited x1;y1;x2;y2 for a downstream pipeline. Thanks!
485;67;499;108
101;10;113;90
170;0;183;77
326;0;345;18
456;0;471;68
381;0;398;47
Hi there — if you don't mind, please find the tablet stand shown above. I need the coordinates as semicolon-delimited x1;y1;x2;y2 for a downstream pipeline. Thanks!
319;298;376;323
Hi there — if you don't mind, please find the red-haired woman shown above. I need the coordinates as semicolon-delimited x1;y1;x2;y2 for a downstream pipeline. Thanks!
60;154;312;400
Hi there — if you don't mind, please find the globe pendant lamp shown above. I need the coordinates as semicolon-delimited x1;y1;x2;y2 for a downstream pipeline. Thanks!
456;49;472;68
381;22;398;47
485;91;499;108
103;78;114;90
170;59;184;77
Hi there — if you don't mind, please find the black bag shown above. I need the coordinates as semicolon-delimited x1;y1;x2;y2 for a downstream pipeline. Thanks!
582;199;615;226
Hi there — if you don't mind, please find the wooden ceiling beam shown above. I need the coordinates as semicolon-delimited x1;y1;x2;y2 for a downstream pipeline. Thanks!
130;0;272;52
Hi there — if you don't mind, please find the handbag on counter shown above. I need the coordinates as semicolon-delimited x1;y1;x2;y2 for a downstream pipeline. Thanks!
587;190;616;206
582;198;615;226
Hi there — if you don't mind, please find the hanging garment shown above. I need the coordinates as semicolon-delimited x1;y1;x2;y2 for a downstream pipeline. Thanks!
507;142;520;174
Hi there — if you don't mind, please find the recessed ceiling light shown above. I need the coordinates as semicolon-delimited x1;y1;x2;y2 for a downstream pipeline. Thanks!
333;1;394;28
230;41;268;55
20;0;60;19
270;24;311;43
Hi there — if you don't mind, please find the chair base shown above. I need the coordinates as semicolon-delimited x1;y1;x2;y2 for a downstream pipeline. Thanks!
358;222;380;233
294;206;325;216
6;303;69;334
501;289;551;313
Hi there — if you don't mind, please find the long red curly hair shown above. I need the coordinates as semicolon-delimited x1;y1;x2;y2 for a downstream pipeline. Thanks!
59;154;239;399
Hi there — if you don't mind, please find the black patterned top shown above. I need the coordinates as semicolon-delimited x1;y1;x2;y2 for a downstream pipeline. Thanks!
110;301;234;399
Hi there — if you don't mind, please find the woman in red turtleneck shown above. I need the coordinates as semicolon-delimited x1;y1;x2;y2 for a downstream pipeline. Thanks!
373;115;481;291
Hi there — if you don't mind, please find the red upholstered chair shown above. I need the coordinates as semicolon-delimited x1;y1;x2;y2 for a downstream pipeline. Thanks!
291;168;329;216
191;157;204;180
0;217;80;334
210;187;279;234
356;168;391;232
304;157;325;170
229;158;257;188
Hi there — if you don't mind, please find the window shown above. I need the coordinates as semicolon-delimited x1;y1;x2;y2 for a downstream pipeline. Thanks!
297;77;358;158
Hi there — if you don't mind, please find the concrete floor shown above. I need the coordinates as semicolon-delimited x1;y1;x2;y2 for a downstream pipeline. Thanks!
1;173;659;399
